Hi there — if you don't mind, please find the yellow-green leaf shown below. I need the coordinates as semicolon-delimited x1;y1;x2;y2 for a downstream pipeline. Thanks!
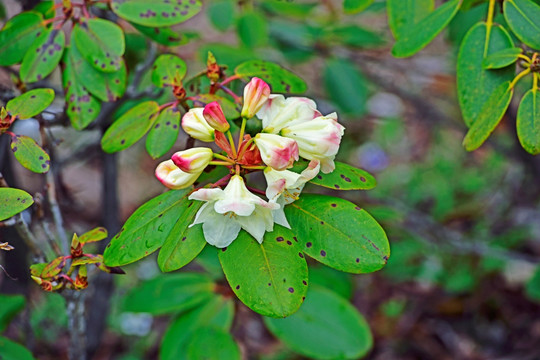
6;88;54;120
0;188;33;221
10;134;50;173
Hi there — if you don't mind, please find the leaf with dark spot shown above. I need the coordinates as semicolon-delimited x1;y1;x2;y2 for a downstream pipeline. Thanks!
20;27;65;83
101;101;159;153
151;54;187;88
146;106;181;159
235;60;307;94
0;11;45;66
69;43;126;103
10;134;50;173
111;0;202;27
293;160;376;190
285;194;390;274
6;88;54;120
72;18;125;73
79;227;108;244
0;188;34;221
131;22;189;46
62;46;101;130
219;226;308;318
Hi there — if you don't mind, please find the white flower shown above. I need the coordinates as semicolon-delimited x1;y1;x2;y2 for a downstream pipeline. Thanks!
253;133;299;171
281;113;344;173
155;160;202;190
188;175;281;248
257;94;320;134
264;160;321;204
181;108;215;142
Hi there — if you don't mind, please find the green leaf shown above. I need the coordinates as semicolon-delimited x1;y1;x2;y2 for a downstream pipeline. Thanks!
10;135;50;173
188;94;240;119
186;327;241;360
0;11;44;66
70;44;126;103
79;227;108;244
111;0;202;27
219;226;308;318
158;223;206;272
0;295;25;332
310;161;377;190
325;25;385;48
207;0;235;31
161;295;234;360
132;23;188;46
0;188;33;221
387;0;434;40
391;0;461;57
526;265;540;302
482;47;522;69
261;1;318;17
504;0;540;50
62;47;101;130
101;101;159;153
457;23;515;126
151;54;187;88
309;266;353;299
343;0;374;14
20;28;65;83
6;88;54;120
235;60;307;94
0;336;36;360
462;81;513;151
103;189;195;266
323;58;368;115
123;273;215;315
237;11;268;48
145;107;181;159
517;89;540;154
285;194;390;274
264;286;372;360
72;18;125;73
33;1;55;19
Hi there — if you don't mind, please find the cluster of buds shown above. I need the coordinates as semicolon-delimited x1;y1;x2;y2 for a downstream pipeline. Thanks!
30;228;124;292
155;77;345;248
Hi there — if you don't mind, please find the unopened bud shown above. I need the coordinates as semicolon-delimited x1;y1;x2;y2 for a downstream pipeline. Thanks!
181;108;215;142
155;160;202;189
171;147;214;174
203;101;230;132
241;77;270;119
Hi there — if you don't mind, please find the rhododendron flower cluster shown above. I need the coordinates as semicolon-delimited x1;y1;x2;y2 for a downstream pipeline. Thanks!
155;77;345;247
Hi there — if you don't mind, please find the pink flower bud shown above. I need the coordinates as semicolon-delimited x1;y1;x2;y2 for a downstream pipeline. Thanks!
181;108;214;142
171;147;213;174
155;160;202;189
241;77;270;119
254;133;299;171
203;101;230;132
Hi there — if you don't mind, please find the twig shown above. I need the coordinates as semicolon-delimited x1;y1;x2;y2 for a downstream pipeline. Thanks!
46;167;70;254
65;290;87;360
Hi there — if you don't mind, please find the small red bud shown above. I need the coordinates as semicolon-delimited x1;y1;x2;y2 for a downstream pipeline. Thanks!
203;101;230;132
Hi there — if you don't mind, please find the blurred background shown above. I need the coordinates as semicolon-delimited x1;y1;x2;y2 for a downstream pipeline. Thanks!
2;0;540;359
